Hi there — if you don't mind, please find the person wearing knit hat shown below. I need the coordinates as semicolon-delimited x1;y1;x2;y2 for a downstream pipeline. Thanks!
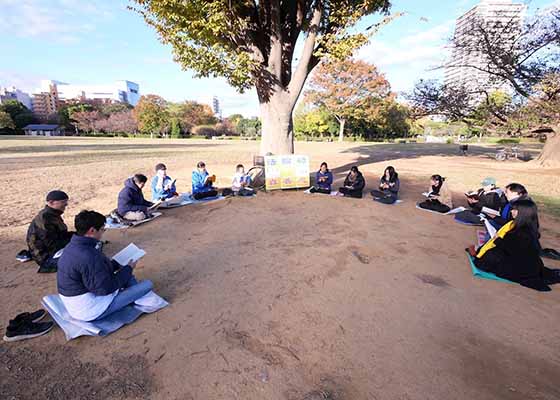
454;177;503;225
25;190;74;273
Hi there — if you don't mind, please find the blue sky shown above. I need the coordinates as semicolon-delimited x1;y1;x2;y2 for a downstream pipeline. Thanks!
0;0;557;117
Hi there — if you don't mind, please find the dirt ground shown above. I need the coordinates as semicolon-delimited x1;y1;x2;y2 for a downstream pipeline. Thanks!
1;137;559;400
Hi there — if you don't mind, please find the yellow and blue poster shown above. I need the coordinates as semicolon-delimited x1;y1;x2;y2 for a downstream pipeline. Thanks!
264;155;310;190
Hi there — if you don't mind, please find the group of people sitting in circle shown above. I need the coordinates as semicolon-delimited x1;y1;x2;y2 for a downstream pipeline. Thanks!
307;162;560;292
9;158;560;341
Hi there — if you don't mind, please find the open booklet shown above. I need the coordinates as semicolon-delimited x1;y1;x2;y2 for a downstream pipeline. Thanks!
481;206;500;217
112;243;146;266
148;199;164;211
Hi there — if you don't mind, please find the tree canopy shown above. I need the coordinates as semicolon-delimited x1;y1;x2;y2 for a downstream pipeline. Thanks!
131;0;394;154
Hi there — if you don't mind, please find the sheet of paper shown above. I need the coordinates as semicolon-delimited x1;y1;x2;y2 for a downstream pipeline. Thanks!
445;206;467;215
112;243;146;265
422;192;431;197
481;206;500;216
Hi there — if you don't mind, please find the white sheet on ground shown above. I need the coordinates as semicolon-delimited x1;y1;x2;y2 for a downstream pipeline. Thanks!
42;291;168;340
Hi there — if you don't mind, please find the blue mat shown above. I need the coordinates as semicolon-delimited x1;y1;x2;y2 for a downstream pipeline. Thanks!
454;218;484;226
186;194;226;203
466;254;514;284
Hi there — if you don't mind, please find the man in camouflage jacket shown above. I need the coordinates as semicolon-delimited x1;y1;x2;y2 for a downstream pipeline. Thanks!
26;191;73;273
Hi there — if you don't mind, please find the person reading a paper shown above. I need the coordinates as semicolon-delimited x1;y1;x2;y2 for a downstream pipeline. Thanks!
370;166;400;204
57;210;154;321
338;166;365;198
151;163;178;201
117;174;155;221
468;200;560;291
487;183;529;230
231;164;254;196
192;161;218;200
417;174;453;213
454;177;503;225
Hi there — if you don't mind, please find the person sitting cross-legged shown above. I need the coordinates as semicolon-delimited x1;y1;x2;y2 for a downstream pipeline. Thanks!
470;200;560;291
371;166;400;204
455;177;503;225
151;163;178;201
338;166;365;198
192;161;219;200
117;174;154;221
26;190;74;273
231;164;254;196
58;210;154;322
309;162;333;194
418;174;453;213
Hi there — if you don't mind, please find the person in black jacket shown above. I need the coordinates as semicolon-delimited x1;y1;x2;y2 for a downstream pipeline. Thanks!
454;177;503;225
339;166;365;198
117;174;154;221
371;166;400;204
473;199;560;291
57;210;153;321
26;190;74;273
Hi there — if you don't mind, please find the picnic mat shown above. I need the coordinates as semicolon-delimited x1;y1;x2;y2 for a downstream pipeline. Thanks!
185;194;226;204
157;194;193;209
105;212;163;230
466;253;513;284
42;290;168;340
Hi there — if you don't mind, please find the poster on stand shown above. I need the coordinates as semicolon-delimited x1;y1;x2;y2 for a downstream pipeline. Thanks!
264;155;310;190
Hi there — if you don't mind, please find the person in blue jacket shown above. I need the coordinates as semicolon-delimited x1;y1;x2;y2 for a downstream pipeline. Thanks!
57;210;153;322
370;166;400;204
309;162;333;194
151;163;178;201
117;174;154;221
192;161;218;200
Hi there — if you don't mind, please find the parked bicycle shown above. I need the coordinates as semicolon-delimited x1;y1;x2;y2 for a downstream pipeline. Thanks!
495;145;519;161
247;155;266;190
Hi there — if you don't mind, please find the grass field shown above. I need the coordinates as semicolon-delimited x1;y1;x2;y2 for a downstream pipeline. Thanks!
1;136;559;400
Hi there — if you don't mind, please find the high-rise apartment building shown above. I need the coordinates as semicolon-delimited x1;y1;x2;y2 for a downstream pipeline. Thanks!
31;82;61;120
444;0;526;96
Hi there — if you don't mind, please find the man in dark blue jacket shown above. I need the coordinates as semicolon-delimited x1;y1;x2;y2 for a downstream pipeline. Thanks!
57;210;153;321
117;174;154;221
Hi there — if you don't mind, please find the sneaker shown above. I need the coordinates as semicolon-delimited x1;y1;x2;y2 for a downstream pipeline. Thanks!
3;321;54;342
9;310;47;326
16;250;32;263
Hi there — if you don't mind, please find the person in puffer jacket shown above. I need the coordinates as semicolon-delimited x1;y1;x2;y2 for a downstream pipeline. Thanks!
339;166;365;198
151;163;178;201
117;174;154;221
58;210;153;321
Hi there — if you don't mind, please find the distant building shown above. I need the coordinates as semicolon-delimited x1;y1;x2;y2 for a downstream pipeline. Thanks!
212;96;222;119
0;86;33;110
444;0;526;99
39;79;140;106
31;82;61;121
23;124;64;136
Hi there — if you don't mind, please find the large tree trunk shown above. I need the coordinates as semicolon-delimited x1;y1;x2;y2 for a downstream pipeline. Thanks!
536;126;560;168
259;91;295;155
338;118;346;142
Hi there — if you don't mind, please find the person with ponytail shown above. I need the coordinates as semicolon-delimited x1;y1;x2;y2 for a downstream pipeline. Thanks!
471;199;560;291
418;174;453;213
371;166;400;204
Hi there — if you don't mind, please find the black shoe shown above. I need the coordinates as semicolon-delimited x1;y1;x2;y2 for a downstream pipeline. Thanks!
16;250;32;262
37;265;57;273
3;321;54;342
541;248;560;261
9;310;47;327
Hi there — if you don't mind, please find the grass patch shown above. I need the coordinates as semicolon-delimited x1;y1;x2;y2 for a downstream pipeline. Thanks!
533;195;560;219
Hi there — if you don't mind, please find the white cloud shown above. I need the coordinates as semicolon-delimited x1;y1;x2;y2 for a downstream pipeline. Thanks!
0;0;113;41
356;19;453;94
